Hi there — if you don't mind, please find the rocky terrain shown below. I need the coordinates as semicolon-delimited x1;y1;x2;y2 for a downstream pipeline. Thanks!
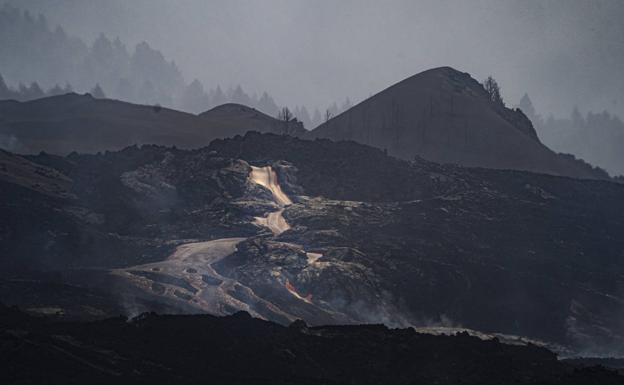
309;67;609;180
2;303;623;385
1;132;623;357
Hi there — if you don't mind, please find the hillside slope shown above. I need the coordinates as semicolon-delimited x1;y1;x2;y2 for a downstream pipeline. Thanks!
1;133;623;353
309;67;608;180
0;94;301;154
199;103;305;136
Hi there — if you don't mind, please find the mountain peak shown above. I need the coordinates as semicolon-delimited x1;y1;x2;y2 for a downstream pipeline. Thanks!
199;103;260;116
200;103;307;136
394;66;480;91
406;66;469;79
309;67;607;180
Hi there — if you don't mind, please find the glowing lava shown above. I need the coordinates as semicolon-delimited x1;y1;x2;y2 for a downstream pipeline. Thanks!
249;166;292;206
285;279;313;303
249;165;292;235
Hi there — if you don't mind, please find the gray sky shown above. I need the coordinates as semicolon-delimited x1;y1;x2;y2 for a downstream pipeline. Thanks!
9;0;624;117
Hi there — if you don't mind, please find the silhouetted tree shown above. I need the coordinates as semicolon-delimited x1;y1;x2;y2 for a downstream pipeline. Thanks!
483;76;504;106
278;107;294;135
278;107;293;122
324;109;333;123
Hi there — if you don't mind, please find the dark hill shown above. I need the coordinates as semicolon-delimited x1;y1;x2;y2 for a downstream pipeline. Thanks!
309;67;609;180
0;94;300;154
199;102;305;136
1;304;622;385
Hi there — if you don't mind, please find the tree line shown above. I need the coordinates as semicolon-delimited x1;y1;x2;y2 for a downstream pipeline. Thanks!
518;93;624;177
0;4;354;129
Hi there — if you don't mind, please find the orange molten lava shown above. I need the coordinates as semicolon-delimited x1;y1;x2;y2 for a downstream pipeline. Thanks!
285;279;313;303
285;279;296;292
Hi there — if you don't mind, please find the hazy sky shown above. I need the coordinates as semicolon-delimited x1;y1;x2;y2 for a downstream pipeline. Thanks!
8;0;624;117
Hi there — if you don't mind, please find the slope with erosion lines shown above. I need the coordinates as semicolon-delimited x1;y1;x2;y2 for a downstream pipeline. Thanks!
3;133;624;354
208;132;624;354
110;164;351;324
112;237;293;322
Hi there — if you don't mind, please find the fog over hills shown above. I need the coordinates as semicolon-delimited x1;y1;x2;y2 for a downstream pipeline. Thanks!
518;94;624;177
1;2;624;383
0;67;614;182
8;0;624;118
3;1;624;177
0;3;347;128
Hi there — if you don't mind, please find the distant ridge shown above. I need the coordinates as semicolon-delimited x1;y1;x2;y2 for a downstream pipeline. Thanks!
199;103;305;136
0;94;299;155
309;67;609;180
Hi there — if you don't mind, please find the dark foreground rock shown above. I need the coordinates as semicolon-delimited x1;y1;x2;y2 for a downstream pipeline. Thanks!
1;304;623;385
